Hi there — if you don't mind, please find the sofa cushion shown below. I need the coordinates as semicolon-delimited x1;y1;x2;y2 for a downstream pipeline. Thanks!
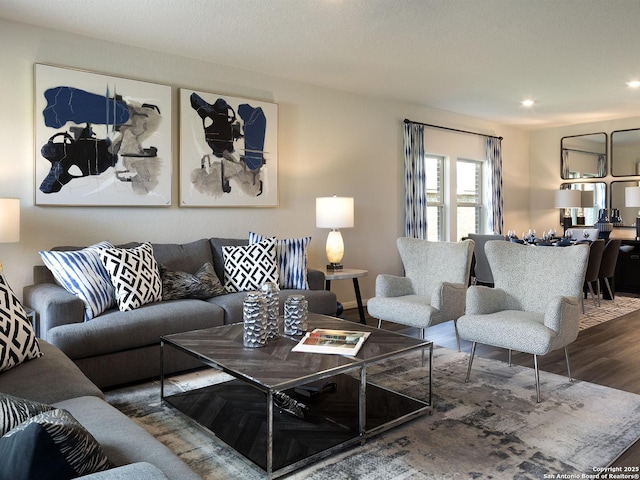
0;341;103;405
47;300;225;360
0;408;111;479
0;271;42;373
159;262;224;300
151;239;214;274
222;239;279;292
99;243;162;312
249;232;311;290
39;241;116;321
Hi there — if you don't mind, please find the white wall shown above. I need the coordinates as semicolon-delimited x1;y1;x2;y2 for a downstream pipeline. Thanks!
530;116;640;239
0;18;530;306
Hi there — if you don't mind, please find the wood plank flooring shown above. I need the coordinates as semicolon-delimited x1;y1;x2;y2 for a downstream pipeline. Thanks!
342;305;640;467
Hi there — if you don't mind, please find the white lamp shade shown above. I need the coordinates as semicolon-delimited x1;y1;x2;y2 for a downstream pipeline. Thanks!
554;189;581;208
626;186;640;208
0;198;20;243
316;196;354;229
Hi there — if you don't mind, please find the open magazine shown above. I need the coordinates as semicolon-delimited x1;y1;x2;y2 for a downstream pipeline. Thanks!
292;328;371;356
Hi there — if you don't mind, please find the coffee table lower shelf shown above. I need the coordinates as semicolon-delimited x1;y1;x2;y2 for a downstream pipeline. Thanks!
163;373;430;477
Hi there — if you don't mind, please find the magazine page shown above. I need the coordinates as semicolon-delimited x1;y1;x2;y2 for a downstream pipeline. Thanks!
291;329;371;355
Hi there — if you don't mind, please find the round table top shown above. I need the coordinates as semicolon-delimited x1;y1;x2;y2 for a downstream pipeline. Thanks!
322;268;368;280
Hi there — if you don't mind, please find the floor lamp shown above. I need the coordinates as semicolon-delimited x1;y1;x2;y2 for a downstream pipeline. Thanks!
0;198;20;272
625;186;640;241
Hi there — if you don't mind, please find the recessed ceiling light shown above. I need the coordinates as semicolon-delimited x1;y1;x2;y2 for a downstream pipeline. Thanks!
521;99;535;107
627;80;640;88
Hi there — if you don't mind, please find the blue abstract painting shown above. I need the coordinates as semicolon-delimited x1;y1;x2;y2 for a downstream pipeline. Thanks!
179;88;278;207
35;64;172;206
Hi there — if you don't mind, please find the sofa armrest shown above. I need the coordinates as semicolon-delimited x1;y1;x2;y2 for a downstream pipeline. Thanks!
307;268;325;290
23;283;84;340
375;274;413;297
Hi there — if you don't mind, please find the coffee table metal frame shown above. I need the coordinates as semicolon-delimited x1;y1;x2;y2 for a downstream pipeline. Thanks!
160;314;432;479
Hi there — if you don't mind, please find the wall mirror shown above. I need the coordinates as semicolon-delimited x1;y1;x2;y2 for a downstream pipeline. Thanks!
611;128;640;176
560;133;607;179
610;180;640;227
559;182;606;226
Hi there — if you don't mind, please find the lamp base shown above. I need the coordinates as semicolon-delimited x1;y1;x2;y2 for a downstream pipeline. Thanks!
326;263;343;271
562;216;573;235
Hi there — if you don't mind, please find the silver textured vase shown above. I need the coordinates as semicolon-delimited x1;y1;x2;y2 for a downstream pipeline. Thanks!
261;281;280;340
243;291;267;348
284;294;308;336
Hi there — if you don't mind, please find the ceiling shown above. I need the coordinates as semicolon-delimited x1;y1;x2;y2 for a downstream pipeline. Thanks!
2;0;640;129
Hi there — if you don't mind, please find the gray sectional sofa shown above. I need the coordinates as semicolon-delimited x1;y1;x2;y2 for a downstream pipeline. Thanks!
24;237;337;388
0;340;200;479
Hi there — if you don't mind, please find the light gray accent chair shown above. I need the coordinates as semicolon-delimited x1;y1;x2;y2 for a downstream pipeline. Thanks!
367;238;474;351
457;240;589;402
468;233;506;286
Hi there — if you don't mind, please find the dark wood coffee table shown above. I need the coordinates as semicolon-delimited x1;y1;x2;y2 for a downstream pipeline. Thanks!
160;313;432;479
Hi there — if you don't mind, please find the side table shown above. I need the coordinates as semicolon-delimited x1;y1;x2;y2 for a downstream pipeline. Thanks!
322;268;368;325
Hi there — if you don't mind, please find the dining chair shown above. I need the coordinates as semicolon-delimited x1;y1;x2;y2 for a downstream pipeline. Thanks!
467;234;506;286
457;240;589;402
597;239;622;304
583;239;605;309
367;238;474;352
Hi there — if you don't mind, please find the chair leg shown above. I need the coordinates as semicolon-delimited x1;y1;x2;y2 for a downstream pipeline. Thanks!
596;280;601;307
533;354;541;403
564;346;573;382
453;319;461;352
465;342;477;383
586;282;598;307
421;328;426;366
508;349;512;367
604;278;617;306
377;318;382;329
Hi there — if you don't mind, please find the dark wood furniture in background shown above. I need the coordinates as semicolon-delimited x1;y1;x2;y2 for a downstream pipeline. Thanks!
614;239;640;294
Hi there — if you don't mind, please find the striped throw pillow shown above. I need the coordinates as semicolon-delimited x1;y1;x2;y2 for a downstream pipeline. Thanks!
39;241;116;321
248;232;310;290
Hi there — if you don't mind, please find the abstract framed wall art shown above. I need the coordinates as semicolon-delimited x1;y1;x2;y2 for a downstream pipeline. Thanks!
34;64;172;206
179;88;278;207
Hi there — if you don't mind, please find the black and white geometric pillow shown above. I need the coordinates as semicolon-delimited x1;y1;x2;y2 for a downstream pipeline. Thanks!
0;408;112;478
98;243;162;312
248;232;311;289
223;239;279;293
0;272;42;373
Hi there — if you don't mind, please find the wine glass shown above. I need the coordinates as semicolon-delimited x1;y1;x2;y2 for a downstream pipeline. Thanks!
583;229;590;239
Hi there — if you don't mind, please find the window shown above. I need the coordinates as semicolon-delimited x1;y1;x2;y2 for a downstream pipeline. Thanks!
425;156;444;241
457;159;483;236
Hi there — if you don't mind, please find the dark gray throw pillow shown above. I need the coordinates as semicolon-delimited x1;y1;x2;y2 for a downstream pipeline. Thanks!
160;262;225;300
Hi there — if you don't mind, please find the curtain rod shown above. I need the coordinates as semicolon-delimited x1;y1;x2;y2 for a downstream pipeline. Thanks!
404;118;503;141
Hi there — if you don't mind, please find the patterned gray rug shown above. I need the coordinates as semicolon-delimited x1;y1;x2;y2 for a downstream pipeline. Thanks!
105;346;640;479
580;294;640;330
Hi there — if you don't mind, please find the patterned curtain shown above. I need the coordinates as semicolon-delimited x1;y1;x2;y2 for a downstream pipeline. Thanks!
487;137;503;235
404;122;427;239
597;154;606;177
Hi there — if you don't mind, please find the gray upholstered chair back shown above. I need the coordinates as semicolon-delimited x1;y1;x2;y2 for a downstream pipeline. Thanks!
485;240;589;313
397;237;474;297
468;234;506;284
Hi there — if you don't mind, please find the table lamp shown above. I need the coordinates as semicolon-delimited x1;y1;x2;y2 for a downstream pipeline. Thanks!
554;189;581;235
0;198;20;272
316;196;354;270
625;186;640;240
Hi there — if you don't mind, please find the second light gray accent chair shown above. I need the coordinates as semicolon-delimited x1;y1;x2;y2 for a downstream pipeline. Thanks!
468;233;506;286
457;240;589;402
367;238;474;351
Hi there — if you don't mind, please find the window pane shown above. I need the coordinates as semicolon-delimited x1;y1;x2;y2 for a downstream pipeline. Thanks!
457;161;481;204
457;206;481;236
425;156;442;203
426;206;442;241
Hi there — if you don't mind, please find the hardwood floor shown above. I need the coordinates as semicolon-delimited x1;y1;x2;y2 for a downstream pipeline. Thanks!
342;305;640;466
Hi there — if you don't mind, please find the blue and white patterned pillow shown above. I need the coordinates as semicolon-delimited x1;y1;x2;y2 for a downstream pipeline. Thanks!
223;239;278;293
39;241;116;321
248;232;310;290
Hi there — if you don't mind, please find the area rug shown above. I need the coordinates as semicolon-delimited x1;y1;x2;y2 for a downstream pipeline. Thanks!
580;294;640;330
104;347;640;479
